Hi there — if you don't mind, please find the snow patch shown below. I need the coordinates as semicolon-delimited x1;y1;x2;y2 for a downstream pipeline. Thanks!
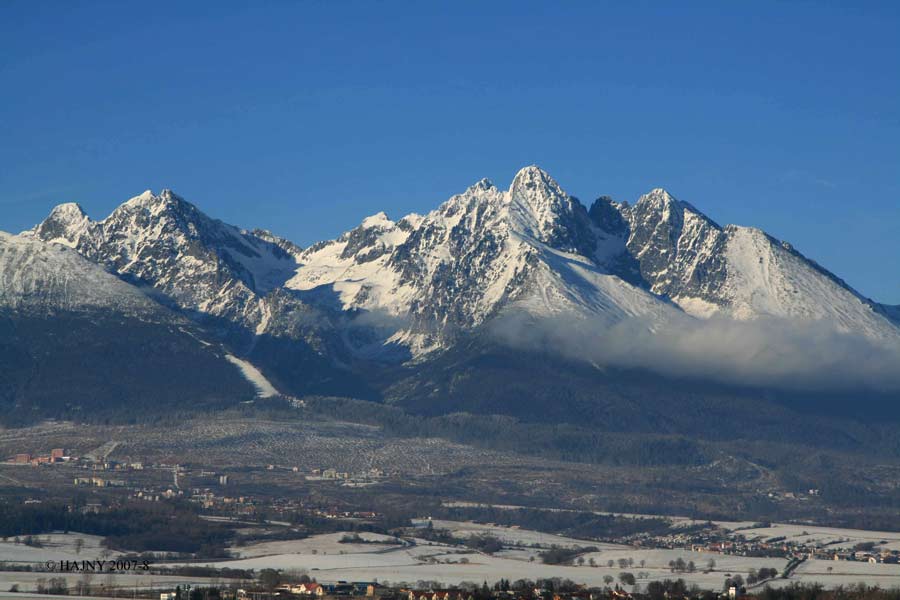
224;354;279;398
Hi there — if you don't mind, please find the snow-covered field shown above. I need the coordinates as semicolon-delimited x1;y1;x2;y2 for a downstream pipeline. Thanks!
765;559;900;588
180;538;788;589
231;532;404;559
0;533;123;563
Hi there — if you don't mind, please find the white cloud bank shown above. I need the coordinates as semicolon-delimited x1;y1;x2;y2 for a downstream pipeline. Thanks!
489;312;900;393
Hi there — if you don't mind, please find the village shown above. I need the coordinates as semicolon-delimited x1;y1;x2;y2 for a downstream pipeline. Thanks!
2;446;391;518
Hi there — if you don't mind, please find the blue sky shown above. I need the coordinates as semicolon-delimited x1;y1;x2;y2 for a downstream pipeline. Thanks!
2;1;898;303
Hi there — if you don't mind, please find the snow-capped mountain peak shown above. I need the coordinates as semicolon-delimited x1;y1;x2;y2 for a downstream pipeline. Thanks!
360;211;393;229
605;187;898;340
0;231;163;315
285;166;675;355
29;202;91;248
31;190;301;337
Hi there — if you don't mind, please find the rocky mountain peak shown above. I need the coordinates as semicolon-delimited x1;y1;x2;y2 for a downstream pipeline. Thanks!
115;188;197;220
360;211;393;229
30;202;92;247
48;201;88;221
467;177;495;192
508;165;594;255
31;189;303;340
509;165;563;202
588;195;629;236
621;187;726;301
632;188;719;229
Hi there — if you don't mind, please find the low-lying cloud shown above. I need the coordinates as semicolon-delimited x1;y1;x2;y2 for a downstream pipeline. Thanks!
489;312;900;393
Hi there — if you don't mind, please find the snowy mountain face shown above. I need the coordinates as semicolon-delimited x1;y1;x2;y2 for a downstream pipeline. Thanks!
286;167;675;355
0;231;260;418
29;166;900;370
591;190;899;340
28;190;303;337
0;231;163;316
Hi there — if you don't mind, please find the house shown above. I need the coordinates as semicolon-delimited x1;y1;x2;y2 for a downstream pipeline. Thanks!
351;582;381;597
297;583;326;597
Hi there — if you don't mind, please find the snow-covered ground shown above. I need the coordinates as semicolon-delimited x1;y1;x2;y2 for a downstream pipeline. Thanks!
766;559;900;588
0;533;123;563
231;532;402;558
176;538;789;590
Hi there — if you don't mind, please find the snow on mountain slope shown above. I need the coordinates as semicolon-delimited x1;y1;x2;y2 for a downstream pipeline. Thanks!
287;166;677;355
595;188;900;341
511;244;677;328
714;226;895;339
30;189;300;335
224;354;280;397
0;231;162;315
0;230;277;407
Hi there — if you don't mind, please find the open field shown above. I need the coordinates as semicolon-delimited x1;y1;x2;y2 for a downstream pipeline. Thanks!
231;532;403;558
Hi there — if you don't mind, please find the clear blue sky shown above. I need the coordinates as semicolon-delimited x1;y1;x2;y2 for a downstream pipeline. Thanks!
2;1;898;303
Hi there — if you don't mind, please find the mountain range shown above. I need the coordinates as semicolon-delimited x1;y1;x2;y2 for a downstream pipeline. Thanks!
4;166;899;436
